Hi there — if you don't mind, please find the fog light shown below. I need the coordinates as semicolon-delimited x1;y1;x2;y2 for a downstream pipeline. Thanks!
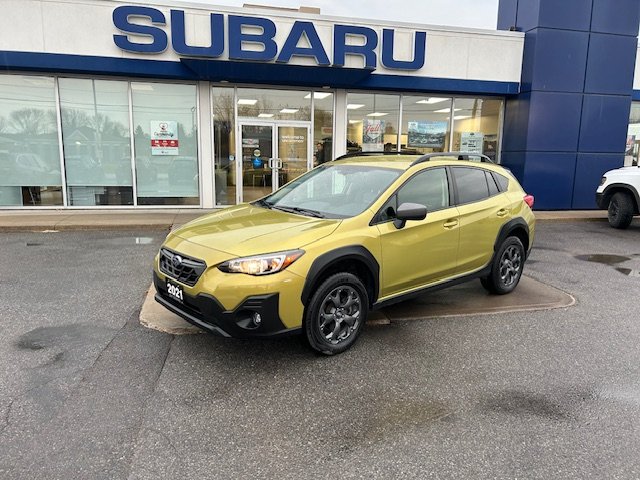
252;312;262;326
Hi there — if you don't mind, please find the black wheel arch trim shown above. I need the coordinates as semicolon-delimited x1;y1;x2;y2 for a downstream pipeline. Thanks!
601;183;640;213
494;217;530;259
301;245;380;306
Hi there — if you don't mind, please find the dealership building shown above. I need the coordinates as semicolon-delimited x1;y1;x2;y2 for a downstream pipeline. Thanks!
0;0;639;210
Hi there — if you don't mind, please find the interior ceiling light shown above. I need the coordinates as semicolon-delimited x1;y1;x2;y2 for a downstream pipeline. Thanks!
367;112;388;117
416;98;449;104
304;92;332;99
280;108;299;114
258;113;274;118
346;104;365;110
238;99;258;105
434;108;462;113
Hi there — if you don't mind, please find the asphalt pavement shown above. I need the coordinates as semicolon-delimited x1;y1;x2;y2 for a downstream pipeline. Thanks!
1;219;639;479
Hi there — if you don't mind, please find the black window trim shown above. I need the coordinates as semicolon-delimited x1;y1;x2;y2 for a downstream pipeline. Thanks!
369;166;455;226
491;170;510;193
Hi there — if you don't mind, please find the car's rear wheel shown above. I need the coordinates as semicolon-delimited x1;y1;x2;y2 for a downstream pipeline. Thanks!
304;272;368;355
481;236;525;295
608;192;634;229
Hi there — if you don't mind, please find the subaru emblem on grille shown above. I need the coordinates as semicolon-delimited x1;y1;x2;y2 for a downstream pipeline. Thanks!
172;255;183;268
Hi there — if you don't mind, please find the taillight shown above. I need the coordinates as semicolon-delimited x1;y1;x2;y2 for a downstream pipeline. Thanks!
524;194;535;209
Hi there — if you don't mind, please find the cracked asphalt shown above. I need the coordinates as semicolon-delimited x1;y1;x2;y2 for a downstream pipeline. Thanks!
1;220;640;479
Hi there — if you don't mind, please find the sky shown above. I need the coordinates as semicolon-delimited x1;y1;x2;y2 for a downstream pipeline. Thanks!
184;0;500;30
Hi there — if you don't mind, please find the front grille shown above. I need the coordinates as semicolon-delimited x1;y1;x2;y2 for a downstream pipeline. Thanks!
159;248;207;287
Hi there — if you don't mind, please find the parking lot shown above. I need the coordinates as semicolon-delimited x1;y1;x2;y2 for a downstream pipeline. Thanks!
1;219;639;479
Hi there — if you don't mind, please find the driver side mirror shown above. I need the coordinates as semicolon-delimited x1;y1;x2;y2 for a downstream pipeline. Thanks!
393;202;427;229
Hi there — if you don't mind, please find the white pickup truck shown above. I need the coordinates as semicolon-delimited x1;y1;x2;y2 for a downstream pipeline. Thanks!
596;165;640;228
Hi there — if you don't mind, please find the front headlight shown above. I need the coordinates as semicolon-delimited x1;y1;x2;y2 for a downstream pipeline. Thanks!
218;250;304;276
599;176;607;186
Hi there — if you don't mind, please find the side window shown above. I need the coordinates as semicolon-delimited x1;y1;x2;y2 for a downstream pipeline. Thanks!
486;171;499;196
493;172;510;192
454;167;490;204
397;168;450;211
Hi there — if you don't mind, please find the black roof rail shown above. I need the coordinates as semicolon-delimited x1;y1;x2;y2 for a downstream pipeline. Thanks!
333;149;422;161
410;151;494;166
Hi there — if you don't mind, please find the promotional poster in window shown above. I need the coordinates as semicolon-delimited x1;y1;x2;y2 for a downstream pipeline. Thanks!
408;121;447;148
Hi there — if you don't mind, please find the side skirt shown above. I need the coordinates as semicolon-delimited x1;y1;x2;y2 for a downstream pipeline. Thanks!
372;264;492;310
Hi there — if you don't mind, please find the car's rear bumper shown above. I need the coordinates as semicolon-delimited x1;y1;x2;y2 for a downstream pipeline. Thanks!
596;192;606;209
153;271;299;338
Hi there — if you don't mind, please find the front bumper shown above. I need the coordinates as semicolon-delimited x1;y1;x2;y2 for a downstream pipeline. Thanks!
596;192;606;209
153;271;299;338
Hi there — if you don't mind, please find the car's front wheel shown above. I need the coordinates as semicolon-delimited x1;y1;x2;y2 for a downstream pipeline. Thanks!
304;273;368;355
481;236;525;295
608;192;634;229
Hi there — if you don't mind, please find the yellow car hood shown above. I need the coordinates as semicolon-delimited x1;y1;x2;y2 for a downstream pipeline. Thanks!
173;204;340;257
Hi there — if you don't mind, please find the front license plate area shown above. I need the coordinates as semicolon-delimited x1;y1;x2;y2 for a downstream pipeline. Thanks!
166;279;184;303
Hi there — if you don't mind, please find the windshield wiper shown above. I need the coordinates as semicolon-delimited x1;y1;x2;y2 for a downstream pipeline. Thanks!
273;205;325;218
253;198;274;209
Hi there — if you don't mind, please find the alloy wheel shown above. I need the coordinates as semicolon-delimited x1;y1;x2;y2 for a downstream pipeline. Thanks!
499;245;522;288
318;286;361;345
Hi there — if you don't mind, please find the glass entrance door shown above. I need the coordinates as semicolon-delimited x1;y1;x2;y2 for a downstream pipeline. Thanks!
238;123;310;203
239;124;274;203
277;125;310;189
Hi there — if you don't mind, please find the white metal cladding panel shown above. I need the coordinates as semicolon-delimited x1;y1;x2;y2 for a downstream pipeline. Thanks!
0;0;524;83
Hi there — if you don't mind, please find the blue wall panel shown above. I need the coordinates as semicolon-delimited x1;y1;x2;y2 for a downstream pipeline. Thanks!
497;0;518;31
591;0;640;36
524;28;589;93
572;153;624;208
502;94;531;152
517;0;592;32
527;92;583;152
499;0;639;210
500;152;526;182
584;34;638;95
523;153;577;210
579;94;632;153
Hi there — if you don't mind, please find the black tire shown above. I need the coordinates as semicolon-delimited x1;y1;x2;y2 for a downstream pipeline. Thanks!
480;236;525;295
608;192;634;229
304;272;369;355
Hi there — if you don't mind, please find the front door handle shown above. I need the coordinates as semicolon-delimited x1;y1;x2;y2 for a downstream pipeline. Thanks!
443;219;459;229
497;209;508;217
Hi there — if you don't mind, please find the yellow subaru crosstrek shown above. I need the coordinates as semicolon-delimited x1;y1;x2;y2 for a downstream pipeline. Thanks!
154;153;535;355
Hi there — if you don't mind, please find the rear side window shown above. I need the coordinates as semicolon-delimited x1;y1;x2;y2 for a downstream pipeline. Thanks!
493;172;510;192
453;167;490;204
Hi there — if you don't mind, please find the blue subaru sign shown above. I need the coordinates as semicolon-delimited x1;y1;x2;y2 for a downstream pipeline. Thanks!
112;6;427;71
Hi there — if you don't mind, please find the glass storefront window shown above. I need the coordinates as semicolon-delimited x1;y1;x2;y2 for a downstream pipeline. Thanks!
132;82;199;205
313;92;333;166
347;93;400;153
59;78;133;206
401;96;452;153
0;75;63;206
236;88;311;121
451;98;503;162
626;102;640;166
213;86;236;206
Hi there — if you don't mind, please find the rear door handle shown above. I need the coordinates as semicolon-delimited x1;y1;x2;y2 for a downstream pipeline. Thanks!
497;209;508;217
443;219;459;229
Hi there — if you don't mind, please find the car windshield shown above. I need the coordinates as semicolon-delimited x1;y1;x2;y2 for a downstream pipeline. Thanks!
257;164;402;219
